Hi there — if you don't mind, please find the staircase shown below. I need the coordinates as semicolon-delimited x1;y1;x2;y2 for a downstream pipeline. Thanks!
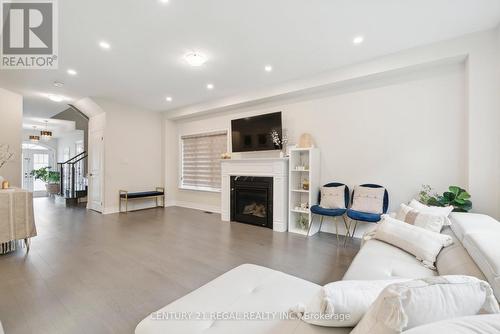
56;152;88;206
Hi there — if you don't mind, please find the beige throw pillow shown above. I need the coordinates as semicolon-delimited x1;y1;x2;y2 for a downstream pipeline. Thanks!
351;276;500;334
350;186;385;214
396;203;448;233
374;215;453;269
320;186;346;209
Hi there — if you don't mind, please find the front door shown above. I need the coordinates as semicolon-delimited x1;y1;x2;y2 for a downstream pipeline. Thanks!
22;149;53;197
88;130;104;212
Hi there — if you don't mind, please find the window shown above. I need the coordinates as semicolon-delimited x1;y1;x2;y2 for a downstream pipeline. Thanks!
181;131;227;192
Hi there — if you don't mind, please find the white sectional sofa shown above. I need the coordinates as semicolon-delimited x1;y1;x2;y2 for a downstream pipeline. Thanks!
136;213;500;334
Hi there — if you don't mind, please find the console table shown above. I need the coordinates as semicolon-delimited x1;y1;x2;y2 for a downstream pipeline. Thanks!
0;188;37;254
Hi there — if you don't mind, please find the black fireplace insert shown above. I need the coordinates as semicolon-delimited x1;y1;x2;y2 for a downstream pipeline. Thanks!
231;176;273;229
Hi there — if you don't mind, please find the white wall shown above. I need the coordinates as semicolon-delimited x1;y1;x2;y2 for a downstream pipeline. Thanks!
92;99;164;214
165;62;467;235
0;88;22;186
56;130;84;161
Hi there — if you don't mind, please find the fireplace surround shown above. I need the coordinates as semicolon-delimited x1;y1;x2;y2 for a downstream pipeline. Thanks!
221;157;289;232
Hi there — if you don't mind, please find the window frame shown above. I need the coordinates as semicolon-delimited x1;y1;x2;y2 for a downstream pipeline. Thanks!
178;129;229;193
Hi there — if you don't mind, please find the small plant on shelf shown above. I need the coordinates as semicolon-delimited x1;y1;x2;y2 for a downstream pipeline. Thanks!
418;184;472;212
297;214;309;230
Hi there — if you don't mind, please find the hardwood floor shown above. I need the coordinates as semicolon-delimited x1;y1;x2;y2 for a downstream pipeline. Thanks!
0;198;359;334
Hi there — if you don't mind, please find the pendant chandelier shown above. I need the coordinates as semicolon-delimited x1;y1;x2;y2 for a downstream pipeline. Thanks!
29;126;40;142
29;135;40;143
40;120;52;141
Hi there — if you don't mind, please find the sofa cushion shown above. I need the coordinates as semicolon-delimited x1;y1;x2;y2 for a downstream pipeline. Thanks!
396;203;448;233
402;314;500;334
463;233;500;301
436;227;486;280
343;239;437;280
450;212;500;242
135;264;351;334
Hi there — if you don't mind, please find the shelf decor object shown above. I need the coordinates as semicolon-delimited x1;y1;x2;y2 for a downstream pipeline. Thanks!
288;147;320;236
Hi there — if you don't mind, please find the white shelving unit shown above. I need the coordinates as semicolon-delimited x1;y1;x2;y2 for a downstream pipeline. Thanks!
288;147;320;236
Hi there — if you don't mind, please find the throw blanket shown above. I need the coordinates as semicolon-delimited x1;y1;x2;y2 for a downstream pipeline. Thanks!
0;189;37;244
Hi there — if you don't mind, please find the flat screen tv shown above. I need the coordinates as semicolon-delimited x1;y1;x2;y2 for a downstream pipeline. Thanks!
231;112;282;152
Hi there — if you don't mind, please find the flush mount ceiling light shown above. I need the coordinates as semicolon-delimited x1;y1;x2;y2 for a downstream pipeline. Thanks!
264;65;273;72
353;35;364;45
40;121;52;141
206;83;214;90
184;51;207;67
47;94;65;102
99;41;111;50
166;96;173;102
158;0;169;3
67;69;77;76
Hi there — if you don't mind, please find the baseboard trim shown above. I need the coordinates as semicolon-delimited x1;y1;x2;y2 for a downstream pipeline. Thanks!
166;200;221;214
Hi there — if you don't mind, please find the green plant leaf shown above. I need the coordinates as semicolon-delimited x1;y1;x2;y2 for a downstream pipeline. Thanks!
457;191;471;200
449;186;461;196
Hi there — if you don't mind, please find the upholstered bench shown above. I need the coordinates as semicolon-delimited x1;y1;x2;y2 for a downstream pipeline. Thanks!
119;187;165;213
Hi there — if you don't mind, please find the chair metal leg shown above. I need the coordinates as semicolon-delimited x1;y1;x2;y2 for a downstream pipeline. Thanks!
335;218;339;243
318;215;325;233
351;221;359;239
307;215;316;237
342;215;350;238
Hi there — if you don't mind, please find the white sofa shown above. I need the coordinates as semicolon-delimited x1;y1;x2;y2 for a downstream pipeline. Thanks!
136;213;500;334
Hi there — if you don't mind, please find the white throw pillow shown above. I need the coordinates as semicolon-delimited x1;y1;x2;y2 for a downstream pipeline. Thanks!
299;279;408;327
320;185;346;209
396;203;448;233
351;276;500;334
402;314;500;334
351;186;385;214
374;215;453;269
409;199;453;225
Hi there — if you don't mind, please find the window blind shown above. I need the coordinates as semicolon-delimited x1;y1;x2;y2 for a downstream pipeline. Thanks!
181;131;227;191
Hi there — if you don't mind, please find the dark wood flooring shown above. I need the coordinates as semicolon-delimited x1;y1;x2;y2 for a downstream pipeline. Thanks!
0;198;359;334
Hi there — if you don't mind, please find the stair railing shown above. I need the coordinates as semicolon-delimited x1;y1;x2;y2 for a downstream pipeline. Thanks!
58;152;88;198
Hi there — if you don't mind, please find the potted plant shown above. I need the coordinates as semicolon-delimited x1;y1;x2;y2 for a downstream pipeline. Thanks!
419;185;472;212
30;167;61;195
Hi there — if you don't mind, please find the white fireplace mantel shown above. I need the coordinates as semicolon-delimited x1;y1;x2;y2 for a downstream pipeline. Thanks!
221;158;289;232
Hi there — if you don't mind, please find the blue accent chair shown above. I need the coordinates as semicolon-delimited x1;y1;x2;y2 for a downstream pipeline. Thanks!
346;184;389;238
309;183;350;240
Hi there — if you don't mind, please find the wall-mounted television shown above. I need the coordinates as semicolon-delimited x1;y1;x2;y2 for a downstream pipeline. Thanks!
231;112;282;152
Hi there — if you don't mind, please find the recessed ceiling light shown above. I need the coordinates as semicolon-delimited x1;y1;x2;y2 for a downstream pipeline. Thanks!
206;83;214;90
53;81;64;88
47;94;66;102
158;0;169;3
184;51;207;67
67;69;77;76
353;36;364;45
166;96;173;102
264;65;273;72
99;41;111;50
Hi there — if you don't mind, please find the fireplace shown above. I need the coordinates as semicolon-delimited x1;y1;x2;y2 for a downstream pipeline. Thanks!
231;176;273;229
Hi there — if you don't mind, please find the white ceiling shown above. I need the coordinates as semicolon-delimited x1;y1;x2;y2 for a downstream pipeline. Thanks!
0;0;499;118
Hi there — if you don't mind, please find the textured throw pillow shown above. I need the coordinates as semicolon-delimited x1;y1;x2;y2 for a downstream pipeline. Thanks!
374;215;453;269
351;186;385;214
409;199;453;225
396;203;448;233
320;185;346;209
298;279;408;327
402;314;500;334
351;276;500;334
